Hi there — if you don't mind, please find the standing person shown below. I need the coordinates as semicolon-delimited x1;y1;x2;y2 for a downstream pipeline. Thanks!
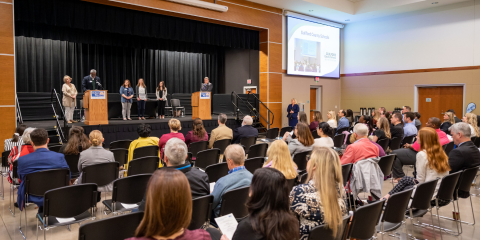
120;79;134;121
136;78;148;120
82;69;102;92
309;111;323;132
200;77;213;92
156;81;167;119
287;98;300;128
62;75;78;123
4;124;27;151
327;110;337;128
185;118;208;146
440;112;455;135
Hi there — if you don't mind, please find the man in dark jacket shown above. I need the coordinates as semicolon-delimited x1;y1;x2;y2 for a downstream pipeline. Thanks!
82;69;103;92
448;122;480;173
232;115;258;144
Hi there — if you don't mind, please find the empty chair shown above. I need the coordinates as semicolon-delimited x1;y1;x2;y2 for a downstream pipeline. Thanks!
347;200;385;240
111;148;129;167
389;137;402;151
195;149;220;169
64;154;80;178
333;134;345;148
247;143;268;158
404;179;439;234
446;166;480;227
205;162;229;183
244;157;264;174
188;195;214;230
377;138;390;152
109;140;132;150
377;154;396;186
443;141;455;156
127;156;159;176
309;215;351;240
376;189;414;235
103;174;151;214
293;151;311;172
170;99;185;117
265;128;279;140
188;141;208;158
82;162;119;193
279;127;292;138
213;139;231;155
240;136;257;154
219;186;250;220
79;212;144;240
48;145;62;152
132;145;159;160
430;171;462;235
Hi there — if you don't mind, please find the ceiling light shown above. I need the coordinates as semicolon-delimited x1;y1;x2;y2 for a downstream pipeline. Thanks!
432;2;439;4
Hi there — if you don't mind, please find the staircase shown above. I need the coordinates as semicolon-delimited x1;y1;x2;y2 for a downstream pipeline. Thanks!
230;91;274;134
50;89;67;144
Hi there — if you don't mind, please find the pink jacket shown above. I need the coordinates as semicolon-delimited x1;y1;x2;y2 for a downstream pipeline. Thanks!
158;132;185;159
411;128;450;151
341;138;379;165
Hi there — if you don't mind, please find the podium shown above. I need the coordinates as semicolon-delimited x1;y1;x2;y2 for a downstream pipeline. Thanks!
83;90;109;125
192;92;211;120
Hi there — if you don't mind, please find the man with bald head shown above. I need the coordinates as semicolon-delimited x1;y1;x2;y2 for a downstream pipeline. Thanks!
392;117;450;181
232;115;258;144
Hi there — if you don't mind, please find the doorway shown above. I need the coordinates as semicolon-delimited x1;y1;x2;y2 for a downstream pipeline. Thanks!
417;85;464;127
310;86;322;122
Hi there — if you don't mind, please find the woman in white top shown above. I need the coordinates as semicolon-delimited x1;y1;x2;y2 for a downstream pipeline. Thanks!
313;122;334;148
327;110;337;128
463;113;480;137
62;75;78;123
155;81;167;119
136;78;148;120
4;124;27;151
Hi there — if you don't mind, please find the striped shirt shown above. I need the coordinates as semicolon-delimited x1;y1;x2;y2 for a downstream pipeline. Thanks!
4;138;23;152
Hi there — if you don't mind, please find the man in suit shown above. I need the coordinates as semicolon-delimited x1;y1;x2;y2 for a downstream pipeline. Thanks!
200;77;213;92
82;69;103;92
448;122;480;173
232;115;258;144
17;128;70;213
208;113;233;148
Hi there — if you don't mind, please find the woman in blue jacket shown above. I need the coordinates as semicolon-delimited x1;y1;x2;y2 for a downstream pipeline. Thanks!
120;79;134;120
287;98;300;128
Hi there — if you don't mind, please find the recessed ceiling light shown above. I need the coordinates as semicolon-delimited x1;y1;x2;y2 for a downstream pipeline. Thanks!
345;19;350;22
432;2;439;4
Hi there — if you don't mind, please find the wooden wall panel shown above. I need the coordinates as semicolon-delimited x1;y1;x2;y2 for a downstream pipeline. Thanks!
268;73;281;102
259;43;268;73
0;55;15;105
0;107;16;151
268;103;282;129
0;3;14;55
259;73;268;102
269;43;282;73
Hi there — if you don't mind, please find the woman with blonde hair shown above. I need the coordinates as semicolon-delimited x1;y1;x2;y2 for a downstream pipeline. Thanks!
371;109;380;125
372;117;391;143
290;147;347;240
62;75;78;123
462;113;480;137
440;112;455;135
158;119;185;159
287;98;300;128
136;78;148;120
309;111;323;131
327;110;337;128
263;140;298;180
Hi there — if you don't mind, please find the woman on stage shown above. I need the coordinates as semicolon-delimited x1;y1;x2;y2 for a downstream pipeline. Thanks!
156;81;167;119
120;79;134;121
287;98;300;128
62;75;78;123
136;78;148;120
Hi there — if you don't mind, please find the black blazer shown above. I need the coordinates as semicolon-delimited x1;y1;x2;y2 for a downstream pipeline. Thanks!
232;125;258;144
440;122;452;135
200;83;213;92
82;75;103;92
448;141;480;173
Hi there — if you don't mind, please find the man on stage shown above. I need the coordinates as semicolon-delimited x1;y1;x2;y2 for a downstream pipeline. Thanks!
200;77;213;92
82;69;103;92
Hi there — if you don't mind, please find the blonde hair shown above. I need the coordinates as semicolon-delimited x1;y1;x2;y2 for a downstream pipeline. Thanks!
444;112;455;125
464;113;479;137
291;98;297;104
372;109;380;121
168;119;182;132
89;130;103;146
264;140;298;179
63;75;72;83
377;117;391;138
306;147;344;237
328;110;337;121
313;111;323;122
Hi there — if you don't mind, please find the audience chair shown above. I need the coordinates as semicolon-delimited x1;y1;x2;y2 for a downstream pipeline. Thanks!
377;138;390;152
333;134;346;148
79;212;144;240
36;184;97;240
376;189;414;238
329;128;336;138
471;137;477;145
244;157;264;174
103;174;151;215
474;137;480;148
213;139;231;155
298;172;308;185
48;145;63;153
265;128;279;140
127;156;159;176
9;161;19;217
293;151;311;173
205;162;229;183
377;154;396;187
341;163;353;210
309;215;351;240
189;195;214;230
279;127;292;138
188;141;208;159
195;149;220;169
132;145;159;159
347;200;385;240
0;150;11;200
443;142;454;156
170;99;185;117
187;152;193;166
240;136;257;154
64;154;81;178
219;186;250;221
82;162;119;199
336;127;349;135
389;137;402;151
401;135;416;147
405;179;439;236
109;140;132;150
111;148;129;167
247;143;268;159
311;130;320;139
286;177;297;194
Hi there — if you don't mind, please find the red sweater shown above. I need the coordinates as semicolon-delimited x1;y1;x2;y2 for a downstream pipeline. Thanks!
158;132;185;159
341;138;379;165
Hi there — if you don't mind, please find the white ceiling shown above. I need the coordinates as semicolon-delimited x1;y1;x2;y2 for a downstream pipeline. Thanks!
246;0;471;23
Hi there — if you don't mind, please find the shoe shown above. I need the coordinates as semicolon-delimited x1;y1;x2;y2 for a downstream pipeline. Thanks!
142;117;146;120
139;117;141;120
128;118;132;120
123;118;127;121
71;120;78;123
67;121;73;124
14;202;19;208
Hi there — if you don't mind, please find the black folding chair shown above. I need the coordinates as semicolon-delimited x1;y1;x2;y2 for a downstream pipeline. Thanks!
1;150;11;200
188;141;208;158
244;157;264;174
127;156;159;176
341;163;353;210
405;179;439;236
333;134;345;148
109;140;132;150
298;172;308;184
429;172;462;235
265;128;279;140
286;177;297;194
205;162;229;183
240;136;257;154
49;145;62;153
132;145;159;159
443;142;454;156
189;195;214;230
111;148;129;167
170;99;185;117
376;189;414;237
64;154;80;178
474;137;480;148
402;135;416;147
311;130;320;139
247;143;268;158
336;127;349;135
377;138;390;152
279;127;292;138
103;174;151;214
213;139;231;155
389;137;402;151
377;154;396;187
293;151;312;173
309;215;351;240
79;212;144;240
219;186;250;221
82;162;119;195
196;149;220;169
348;200;386;240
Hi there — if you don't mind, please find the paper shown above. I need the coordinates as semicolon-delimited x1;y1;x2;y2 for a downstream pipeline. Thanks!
215;214;238;240
121;203;139;209
210;182;215;193
56;217;75;223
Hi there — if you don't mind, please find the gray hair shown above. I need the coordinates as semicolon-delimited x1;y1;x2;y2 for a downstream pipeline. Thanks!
164;138;188;166
90;69;97;73
218;113;227;124
353;123;368;137
22;127;36;144
224;144;245;165
243;115;253;125
450;122;471;138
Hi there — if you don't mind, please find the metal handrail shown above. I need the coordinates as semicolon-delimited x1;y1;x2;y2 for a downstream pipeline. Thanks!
51;89;67;143
248;93;274;127
231;91;273;129
15;94;23;124
231;91;257;117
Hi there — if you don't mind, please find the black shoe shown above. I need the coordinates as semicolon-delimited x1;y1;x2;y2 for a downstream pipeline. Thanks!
14;202;19;208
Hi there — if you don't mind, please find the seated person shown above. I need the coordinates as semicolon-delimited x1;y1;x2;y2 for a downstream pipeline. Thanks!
208;113;233;149
4;124;27;151
313;122;334;148
17;128;70;212
59;126;91;155
283;122;314;156
340;124;379;165
232;115;258;144
185;118;208;146
336;109;349;134
372;117;391;143
211;144;253;219
309;111;323;132
263;140;298;180
403;112;418;139
447;109;462;123
390;113;405;140
127;124;161;174
448;122;480;173
138;138;209;211
414;112;422;129
8;128;35;184
159;119;185;159
440;112;455;135
392;117;450;181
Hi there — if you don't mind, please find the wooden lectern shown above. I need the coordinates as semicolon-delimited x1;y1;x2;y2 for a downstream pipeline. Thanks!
83;90;109;125
192;91;211;120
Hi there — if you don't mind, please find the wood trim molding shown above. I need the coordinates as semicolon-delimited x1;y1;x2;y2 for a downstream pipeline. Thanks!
341;65;480;77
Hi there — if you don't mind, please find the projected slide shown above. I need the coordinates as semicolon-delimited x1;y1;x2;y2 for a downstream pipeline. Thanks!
287;17;340;78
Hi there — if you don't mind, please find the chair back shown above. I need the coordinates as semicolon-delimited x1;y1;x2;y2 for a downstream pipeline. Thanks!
474;137;480;148
112;174;151;205
329;128;336;138
2;150;10;169
443;142;455;156
127;156;159;176
133;145;159;160
382;189;414;224
79;212;144;240
377;154;396;178
25;168;70;197
309;215;351;240
337;127;349;135
109;140;132;150
333;134;345;148
82;162;119;187
188;141;208;158
457;166;480;194
64;154;80;178
312;130;320;139
436;171;461;201
341;163;353;187
213;139;231;155
471;137;477;144
240;136;257;153
247;143;268;158
298;172;308;184
244;157;264;174
44;184;97;219
286;178;296;193
377;138;390;152
188;195;214;230
293;151;311;171
196;149;220;169
205;162;229;183
410;179;439;210
389;137;402;151
111;148;129;166
266;128;279;139
348;200;385;239
280;127;292;138
219;186;250;219
12;160;18;179
402;135;416;146
49;145;62;153
171;99;181;107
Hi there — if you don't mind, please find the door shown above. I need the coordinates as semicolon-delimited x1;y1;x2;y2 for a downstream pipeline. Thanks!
310;88;317;122
418;86;463;127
